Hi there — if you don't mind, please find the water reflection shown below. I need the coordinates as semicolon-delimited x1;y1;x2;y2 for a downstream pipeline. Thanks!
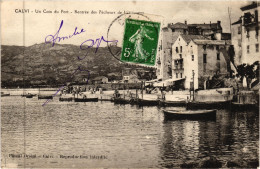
1;97;259;168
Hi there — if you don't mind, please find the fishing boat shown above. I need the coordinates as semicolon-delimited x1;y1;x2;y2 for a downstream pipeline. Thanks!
74;97;98;102
1;92;10;97
113;97;130;104
158;100;186;107
25;93;35;98
38;95;53;100
22;93;36;98
135;98;159;106
163;109;217;120
59;97;73;102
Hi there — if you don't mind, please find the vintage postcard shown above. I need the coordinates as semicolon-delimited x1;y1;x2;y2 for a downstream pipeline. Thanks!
1;0;259;168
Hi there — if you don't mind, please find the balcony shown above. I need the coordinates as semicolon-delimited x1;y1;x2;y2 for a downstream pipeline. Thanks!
173;64;184;70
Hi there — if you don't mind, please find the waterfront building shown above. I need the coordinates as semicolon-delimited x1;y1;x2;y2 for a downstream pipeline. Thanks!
231;1;260;65
157;20;230;81
92;76;109;84
172;34;231;89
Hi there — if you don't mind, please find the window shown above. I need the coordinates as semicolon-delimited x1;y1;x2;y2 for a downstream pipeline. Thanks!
217;53;220;60
179;54;182;58
203;45;206;51
180;46;182;53
192;55;194;61
180;73;182;78
247;45;250;53
176;47;179;53
176;73;178;78
203;54;207;63
216;45;219;51
256;44;259;52
238;26;241;34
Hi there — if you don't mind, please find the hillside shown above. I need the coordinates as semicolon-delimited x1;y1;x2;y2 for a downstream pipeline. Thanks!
1;43;155;87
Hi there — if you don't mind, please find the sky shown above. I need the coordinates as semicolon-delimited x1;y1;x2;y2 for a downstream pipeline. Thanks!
1;0;251;47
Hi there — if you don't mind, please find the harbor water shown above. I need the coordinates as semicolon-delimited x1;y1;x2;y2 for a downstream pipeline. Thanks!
1;95;259;168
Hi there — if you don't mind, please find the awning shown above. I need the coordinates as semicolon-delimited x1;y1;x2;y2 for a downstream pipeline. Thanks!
153;78;185;87
146;78;162;83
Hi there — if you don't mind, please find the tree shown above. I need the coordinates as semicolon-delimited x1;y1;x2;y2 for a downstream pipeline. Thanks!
236;61;259;88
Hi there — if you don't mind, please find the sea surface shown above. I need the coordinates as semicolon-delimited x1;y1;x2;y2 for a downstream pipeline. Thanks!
1;95;259;168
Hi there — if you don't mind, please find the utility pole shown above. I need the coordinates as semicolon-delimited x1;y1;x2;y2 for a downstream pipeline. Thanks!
192;70;195;101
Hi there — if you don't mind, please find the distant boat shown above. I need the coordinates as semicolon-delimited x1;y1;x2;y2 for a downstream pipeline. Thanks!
163;109;217;120
74;97;98;102
59;97;73;102
1;92;10;97
38;95;53;100
25;93;35;98
38;87;53;100
22;93;36;98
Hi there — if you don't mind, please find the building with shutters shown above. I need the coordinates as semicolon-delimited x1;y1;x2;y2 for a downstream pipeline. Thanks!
231;1;260;65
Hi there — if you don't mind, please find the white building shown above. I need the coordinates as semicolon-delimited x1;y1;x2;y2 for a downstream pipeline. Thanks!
172;34;231;89
232;1;260;65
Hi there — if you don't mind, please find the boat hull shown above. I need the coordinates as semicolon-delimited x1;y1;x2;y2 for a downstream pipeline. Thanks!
113;97;130;104
38;95;53;100
25;95;34;98
136;98;159;106
159;100;186;107
1;94;10;97
163;109;216;121
59;97;73;102
186;101;231;110
74;98;98;102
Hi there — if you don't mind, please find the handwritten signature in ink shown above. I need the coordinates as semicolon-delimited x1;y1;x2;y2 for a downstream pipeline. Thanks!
45;20;86;47
42;20;118;106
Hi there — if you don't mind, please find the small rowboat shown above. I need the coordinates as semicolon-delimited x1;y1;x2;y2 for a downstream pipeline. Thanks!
74;97;98;102
163;109;217;120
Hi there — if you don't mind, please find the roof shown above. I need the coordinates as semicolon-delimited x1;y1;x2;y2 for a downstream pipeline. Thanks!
240;1;259;11
232;19;242;25
192;39;226;45
180;34;210;43
93;76;107;81
188;23;220;30
168;22;188;29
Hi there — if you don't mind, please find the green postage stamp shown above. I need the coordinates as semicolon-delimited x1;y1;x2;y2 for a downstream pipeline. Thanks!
121;18;160;66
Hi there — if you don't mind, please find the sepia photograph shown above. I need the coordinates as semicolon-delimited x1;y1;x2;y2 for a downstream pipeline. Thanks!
1;0;259;168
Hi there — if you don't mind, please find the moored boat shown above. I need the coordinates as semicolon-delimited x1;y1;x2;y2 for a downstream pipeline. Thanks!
1;92;10;97
163;109;217;120
74;97;98;102
135;98;159;106
158;100;186;107
38;95;53;100
59;97;73;102
113;97;130;104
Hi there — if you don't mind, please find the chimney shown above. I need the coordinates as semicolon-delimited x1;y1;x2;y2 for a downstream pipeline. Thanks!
217;21;221;29
185;20;187;25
